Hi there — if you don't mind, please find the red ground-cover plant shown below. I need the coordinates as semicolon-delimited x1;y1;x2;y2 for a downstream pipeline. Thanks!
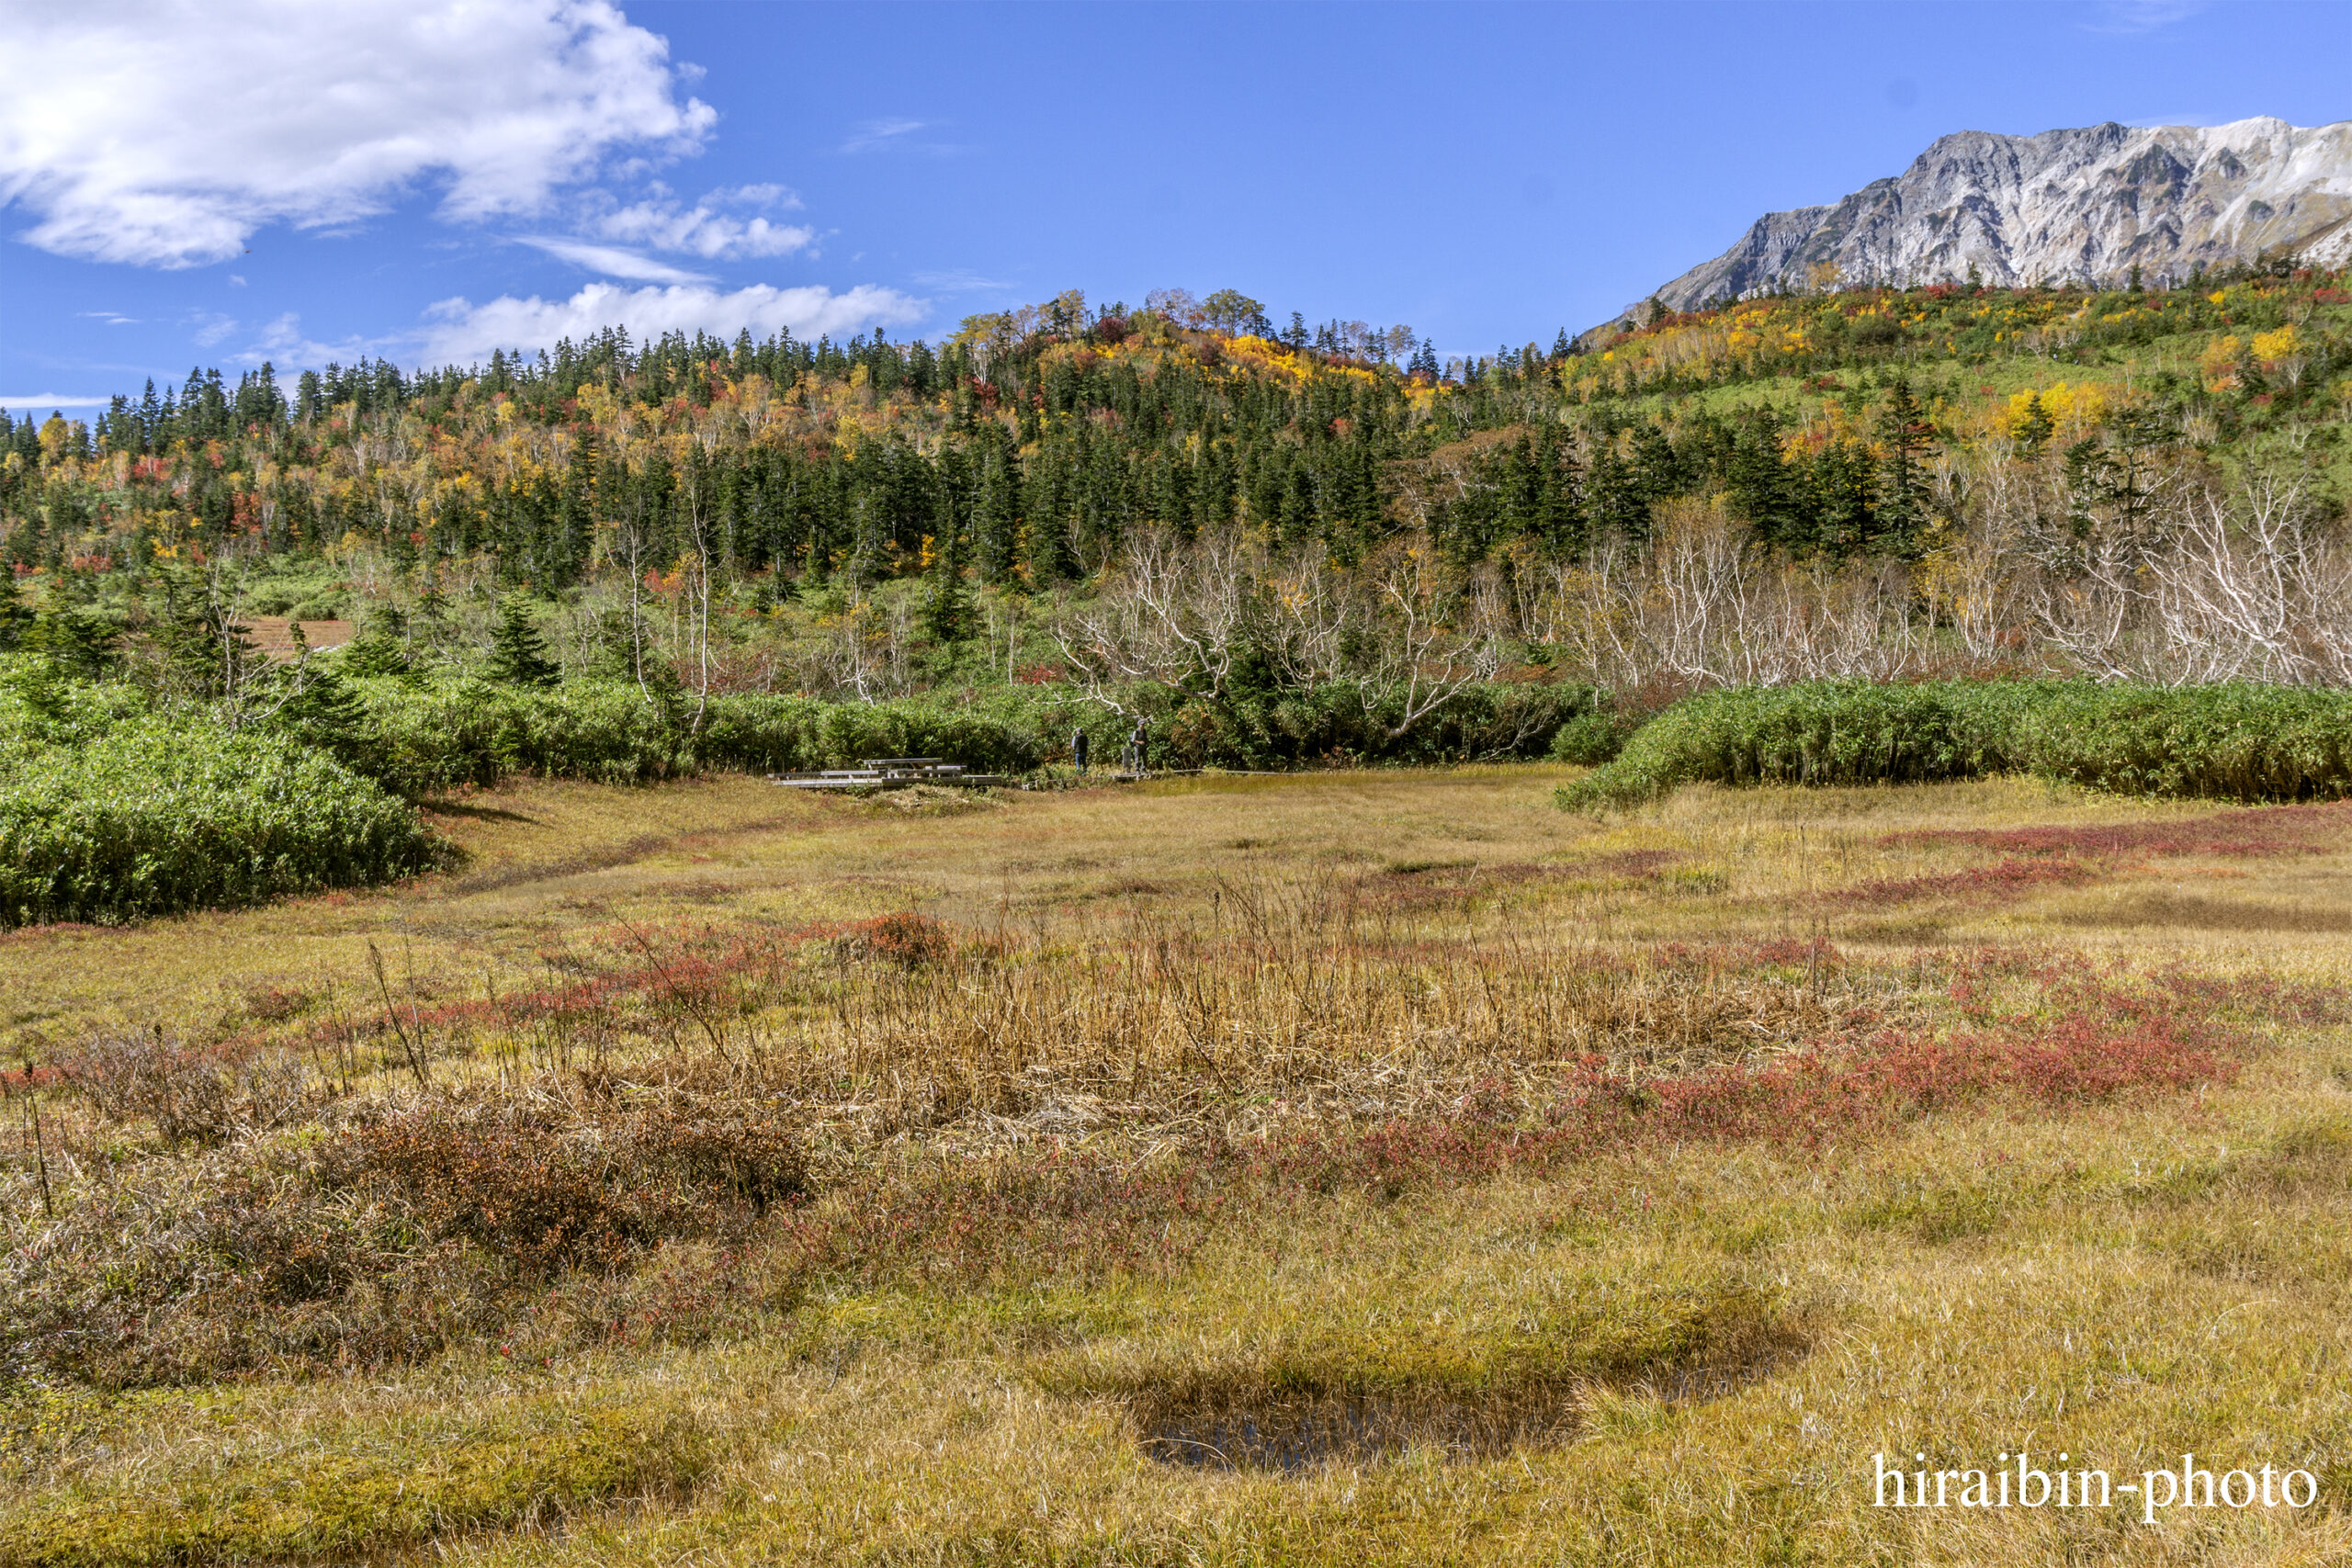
1248;957;2251;1197
1836;802;2352;911
1835;856;2104;908
1573;849;1687;879
2146;970;2352;1028
328;1100;808;1277
299;913;967;1053
831;911;954;969
1885;801;2352;862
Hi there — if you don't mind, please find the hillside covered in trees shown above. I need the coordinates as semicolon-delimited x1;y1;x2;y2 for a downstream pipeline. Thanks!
10;271;2346;584
4;266;2349;737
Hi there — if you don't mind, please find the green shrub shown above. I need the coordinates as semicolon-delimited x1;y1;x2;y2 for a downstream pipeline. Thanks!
1557;681;2352;810
697;692;1047;776
0;721;438;927
347;676;1590;795
1556;681;2042;808
351;677;685;794
0;658;154;759
1549;708;1636;766
2018;683;2352;800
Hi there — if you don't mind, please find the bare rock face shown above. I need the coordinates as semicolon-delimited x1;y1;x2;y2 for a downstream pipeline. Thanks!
1604;118;2352;329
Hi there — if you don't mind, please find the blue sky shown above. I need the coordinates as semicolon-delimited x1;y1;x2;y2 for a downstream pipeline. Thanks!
3;0;2346;412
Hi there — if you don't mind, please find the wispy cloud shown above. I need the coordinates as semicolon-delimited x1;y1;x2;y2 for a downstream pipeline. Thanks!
2082;1;2206;35
838;118;968;156
76;310;140;326
190;311;238;346
0;393;114;409
912;268;1015;293
519;236;713;285
841;118;927;153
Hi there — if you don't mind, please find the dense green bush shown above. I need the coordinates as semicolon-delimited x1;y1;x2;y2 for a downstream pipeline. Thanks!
1558;681;2352;809
2017;684;2352;800
1547;707;1638;766
1155;679;1595;771
0;721;439;926
350;678;687;794
0;654;1589;930
696;692;1051;776
345;675;1591;795
344;680;1052;792
1;661;156;761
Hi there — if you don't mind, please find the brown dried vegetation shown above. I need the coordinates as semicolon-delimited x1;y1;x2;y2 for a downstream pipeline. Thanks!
3;769;2348;1565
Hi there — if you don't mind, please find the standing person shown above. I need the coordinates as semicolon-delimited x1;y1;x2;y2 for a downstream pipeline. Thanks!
1128;716;1149;775
1071;726;1089;773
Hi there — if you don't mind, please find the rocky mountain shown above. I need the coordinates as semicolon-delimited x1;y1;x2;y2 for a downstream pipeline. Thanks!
1601;117;2352;331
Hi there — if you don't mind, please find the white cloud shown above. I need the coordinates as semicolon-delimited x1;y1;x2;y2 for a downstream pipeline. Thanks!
237;312;403;370
421;281;925;363
520;236;713;284
841;118;929;154
0;395;114;410
913;269;1016;293
585;185;814;259
0;0;714;267
191;311;240;346
2084;0;2206;33
835;118;969;157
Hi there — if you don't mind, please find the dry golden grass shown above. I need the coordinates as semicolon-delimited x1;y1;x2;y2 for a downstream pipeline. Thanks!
4;765;2348;1565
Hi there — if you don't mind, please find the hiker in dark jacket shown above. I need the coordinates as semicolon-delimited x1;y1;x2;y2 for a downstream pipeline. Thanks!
1071;727;1089;773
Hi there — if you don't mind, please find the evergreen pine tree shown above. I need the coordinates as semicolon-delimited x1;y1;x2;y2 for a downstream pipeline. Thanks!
1872;375;1933;553
0;568;29;650
150;569;258;698
922;526;971;644
2013;392;2054;460
341;602;413;679
2104;403;2175;536
266;623;375;768
486;592;560;686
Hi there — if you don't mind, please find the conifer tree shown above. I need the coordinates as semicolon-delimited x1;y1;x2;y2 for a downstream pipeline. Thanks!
1873;375;1933;552
2013;392;2054;459
0;567;29;649
266;622;374;767
922;526;971;644
341;602;413;679
486;592;559;686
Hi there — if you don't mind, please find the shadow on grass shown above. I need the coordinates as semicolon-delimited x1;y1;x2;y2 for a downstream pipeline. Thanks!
419;798;544;825
1134;1322;1810;1473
